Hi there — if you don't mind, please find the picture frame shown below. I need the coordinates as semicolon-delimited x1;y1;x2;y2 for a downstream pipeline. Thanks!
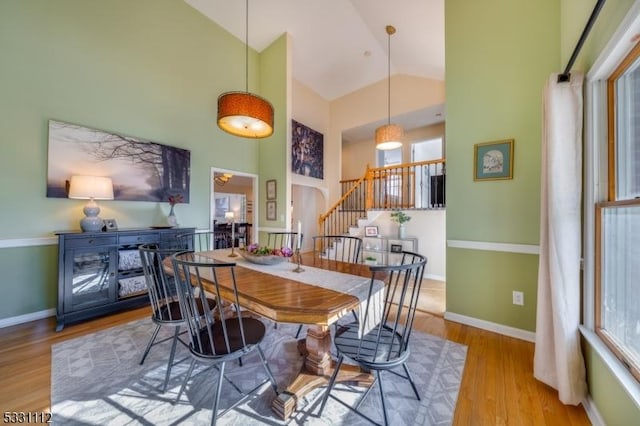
266;200;277;221
291;120;324;179
47;120;190;202
390;244;403;253
364;226;379;237
474;139;514;181
266;179;277;200
103;218;118;231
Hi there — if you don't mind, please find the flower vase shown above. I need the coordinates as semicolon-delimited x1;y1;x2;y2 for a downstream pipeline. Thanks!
398;224;406;239
167;205;178;227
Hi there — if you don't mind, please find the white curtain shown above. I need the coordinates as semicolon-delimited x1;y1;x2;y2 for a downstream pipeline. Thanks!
534;72;587;405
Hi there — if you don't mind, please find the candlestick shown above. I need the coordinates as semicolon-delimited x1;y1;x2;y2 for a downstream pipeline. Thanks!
228;213;237;257
292;248;304;273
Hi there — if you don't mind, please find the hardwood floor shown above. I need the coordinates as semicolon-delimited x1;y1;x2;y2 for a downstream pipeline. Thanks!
0;308;591;425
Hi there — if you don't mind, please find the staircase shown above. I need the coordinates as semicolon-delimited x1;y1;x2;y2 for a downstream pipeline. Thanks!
318;159;446;237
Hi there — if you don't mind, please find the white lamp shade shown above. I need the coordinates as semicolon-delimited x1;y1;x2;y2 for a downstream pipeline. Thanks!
225;211;235;221
68;176;114;200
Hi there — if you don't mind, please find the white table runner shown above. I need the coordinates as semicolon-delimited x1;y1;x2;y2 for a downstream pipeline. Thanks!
209;249;384;334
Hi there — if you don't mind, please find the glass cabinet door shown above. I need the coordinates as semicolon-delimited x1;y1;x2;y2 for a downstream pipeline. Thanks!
64;247;117;312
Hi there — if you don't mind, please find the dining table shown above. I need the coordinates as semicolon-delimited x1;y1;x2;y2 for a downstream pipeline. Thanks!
167;248;384;420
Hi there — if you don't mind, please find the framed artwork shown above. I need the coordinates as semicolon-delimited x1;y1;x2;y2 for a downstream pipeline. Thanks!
364;226;379;237
474;139;514;181
266;179;277;200
390;244;403;253
214;196;229;220
103;219;118;231
292;119;324;179
47;120;190;202
266;200;277;221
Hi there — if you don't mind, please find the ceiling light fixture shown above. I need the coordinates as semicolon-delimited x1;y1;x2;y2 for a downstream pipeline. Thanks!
215;173;233;186
217;0;274;139
375;25;403;150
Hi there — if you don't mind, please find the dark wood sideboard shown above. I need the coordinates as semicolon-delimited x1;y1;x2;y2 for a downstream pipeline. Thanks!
55;227;194;331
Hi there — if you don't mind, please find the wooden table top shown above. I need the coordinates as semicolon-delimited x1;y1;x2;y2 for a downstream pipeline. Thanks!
169;251;372;326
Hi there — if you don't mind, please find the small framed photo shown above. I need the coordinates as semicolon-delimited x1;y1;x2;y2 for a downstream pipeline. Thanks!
266;200;277;221
390;244;403;253
266;179;277;200
474;139;514;181
364;226;379;237
103;218;118;231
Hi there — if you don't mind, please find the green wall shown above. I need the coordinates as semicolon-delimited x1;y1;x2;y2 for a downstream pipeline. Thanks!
0;0;285;319
445;0;559;332
447;0;639;422
258;34;289;233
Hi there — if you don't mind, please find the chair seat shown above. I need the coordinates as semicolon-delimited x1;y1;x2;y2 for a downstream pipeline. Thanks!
154;298;216;323
191;317;266;357
335;322;408;369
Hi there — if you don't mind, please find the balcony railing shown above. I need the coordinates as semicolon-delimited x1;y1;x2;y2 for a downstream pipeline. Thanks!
320;159;445;236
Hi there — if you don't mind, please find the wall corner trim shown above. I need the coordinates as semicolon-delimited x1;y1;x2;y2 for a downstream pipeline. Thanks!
447;239;540;255
444;311;536;342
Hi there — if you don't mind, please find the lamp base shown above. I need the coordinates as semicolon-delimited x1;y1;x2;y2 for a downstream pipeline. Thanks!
80;216;104;232
80;200;104;232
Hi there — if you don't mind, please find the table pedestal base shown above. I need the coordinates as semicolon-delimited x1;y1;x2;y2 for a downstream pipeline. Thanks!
271;325;373;420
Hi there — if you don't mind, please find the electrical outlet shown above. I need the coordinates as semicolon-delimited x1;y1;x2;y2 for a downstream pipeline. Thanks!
512;291;524;306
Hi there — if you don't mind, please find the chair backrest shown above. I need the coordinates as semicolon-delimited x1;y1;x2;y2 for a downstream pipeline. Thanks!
267;232;301;251
312;235;362;263
357;251;427;363
177;231;229;252
138;244;185;322
171;253;253;360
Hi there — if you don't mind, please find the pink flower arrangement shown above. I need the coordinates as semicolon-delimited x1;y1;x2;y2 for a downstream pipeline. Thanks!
245;243;293;257
168;194;184;206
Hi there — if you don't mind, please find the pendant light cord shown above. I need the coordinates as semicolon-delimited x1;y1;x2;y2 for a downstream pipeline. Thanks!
245;0;249;93
385;25;395;126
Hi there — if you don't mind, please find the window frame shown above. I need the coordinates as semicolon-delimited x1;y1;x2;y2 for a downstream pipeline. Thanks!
584;3;640;408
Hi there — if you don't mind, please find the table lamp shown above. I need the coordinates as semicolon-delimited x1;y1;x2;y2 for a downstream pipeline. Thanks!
68;175;114;232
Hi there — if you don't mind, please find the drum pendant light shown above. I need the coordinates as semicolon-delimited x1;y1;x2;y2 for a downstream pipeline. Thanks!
217;0;274;139
375;25;403;150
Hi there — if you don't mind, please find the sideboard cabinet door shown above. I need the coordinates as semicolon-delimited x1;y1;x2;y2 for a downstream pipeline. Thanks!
63;245;117;312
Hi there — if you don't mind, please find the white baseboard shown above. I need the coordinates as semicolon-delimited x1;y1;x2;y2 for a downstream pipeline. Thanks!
424;273;445;281
444;311;536;342
0;308;55;329
582;395;605;426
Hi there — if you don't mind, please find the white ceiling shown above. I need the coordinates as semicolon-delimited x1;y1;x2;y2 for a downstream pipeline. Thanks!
185;0;445;142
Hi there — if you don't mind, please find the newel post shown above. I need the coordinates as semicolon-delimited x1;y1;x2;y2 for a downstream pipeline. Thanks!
365;164;373;210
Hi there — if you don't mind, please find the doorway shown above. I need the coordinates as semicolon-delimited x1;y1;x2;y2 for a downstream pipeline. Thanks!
211;168;258;245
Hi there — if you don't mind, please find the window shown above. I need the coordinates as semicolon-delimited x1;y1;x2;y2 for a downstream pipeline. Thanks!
377;146;402;168
596;40;640;382
377;147;403;199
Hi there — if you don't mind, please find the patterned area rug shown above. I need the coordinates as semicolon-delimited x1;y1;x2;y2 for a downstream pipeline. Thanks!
52;318;466;425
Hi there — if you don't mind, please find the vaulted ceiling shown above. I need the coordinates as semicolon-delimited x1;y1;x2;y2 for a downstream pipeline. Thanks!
185;0;445;142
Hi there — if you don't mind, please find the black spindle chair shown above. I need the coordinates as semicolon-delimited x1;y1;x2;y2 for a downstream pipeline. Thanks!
177;231;229;252
138;244;216;392
172;253;279;426
267;231;301;251
312;235;362;264
318;251;427;426
291;235;363;338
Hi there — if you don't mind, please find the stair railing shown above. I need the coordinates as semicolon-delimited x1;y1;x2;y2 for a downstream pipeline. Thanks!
318;159;446;236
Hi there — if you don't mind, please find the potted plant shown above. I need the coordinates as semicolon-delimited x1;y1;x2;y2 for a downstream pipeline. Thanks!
364;255;377;266
390;210;411;238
